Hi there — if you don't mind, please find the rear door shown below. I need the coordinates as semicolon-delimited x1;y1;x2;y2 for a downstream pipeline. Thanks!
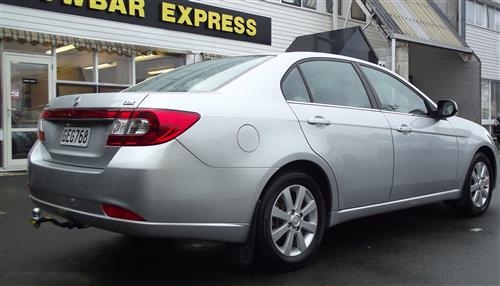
359;65;458;200
285;59;394;209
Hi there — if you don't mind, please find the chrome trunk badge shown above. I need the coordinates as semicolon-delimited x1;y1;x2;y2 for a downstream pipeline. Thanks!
73;96;81;107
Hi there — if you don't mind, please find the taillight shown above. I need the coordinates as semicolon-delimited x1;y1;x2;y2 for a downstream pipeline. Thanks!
37;110;49;141
107;109;200;146
102;204;145;221
40;108;200;146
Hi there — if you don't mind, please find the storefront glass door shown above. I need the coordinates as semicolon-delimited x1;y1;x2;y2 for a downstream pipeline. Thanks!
2;53;54;169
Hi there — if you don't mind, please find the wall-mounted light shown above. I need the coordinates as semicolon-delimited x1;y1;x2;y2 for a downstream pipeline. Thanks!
46;45;76;54
82;62;117;70
135;54;163;62
147;68;174;75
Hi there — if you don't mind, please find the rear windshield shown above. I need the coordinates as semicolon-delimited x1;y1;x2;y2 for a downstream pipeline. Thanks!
125;55;271;93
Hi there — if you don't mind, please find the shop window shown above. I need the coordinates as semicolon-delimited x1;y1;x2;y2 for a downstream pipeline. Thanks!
135;53;185;83
351;0;366;21
56;46;94;82
98;86;127;93
57;84;96;97
481;80;491;122
98;52;131;85
3;40;52;54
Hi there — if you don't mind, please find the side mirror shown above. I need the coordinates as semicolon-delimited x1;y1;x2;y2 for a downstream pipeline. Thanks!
436;100;458;119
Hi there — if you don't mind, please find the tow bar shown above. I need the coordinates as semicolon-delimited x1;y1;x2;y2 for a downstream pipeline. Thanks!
30;208;88;229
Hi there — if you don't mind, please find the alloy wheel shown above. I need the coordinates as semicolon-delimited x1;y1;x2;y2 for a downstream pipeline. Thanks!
470;162;490;208
270;184;318;257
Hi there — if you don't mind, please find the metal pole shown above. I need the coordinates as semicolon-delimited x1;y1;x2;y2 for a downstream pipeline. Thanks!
333;0;338;30
391;38;396;72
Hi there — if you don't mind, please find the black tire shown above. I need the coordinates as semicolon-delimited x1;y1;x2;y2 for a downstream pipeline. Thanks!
256;171;326;271
450;152;494;217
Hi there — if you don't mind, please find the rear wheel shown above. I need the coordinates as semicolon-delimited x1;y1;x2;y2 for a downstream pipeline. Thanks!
256;171;326;271
451;153;493;217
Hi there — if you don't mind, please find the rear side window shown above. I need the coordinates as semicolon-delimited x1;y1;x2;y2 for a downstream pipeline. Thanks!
282;67;310;102
299;61;371;108
361;66;429;115
125;56;271;93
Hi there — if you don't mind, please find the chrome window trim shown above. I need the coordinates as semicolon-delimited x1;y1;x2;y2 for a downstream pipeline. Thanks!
287;100;382;113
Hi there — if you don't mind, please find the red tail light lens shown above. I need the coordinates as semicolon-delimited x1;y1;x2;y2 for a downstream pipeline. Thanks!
107;109;200;146
40;108;200;146
37;110;49;141
102;204;145;221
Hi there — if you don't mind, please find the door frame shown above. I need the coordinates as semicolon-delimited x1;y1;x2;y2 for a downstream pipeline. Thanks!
2;52;55;170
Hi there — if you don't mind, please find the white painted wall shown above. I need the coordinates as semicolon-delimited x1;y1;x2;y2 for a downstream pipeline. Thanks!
466;24;500;81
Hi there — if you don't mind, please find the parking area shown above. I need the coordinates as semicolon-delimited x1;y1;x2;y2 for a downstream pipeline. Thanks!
0;174;499;286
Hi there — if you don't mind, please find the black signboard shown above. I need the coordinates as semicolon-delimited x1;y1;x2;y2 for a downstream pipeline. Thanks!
3;0;272;45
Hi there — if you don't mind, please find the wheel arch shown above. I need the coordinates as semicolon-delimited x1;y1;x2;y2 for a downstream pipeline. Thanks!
257;160;336;223
476;145;497;187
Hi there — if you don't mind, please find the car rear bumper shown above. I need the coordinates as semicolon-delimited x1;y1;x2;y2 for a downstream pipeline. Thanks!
28;140;276;243
30;195;249;242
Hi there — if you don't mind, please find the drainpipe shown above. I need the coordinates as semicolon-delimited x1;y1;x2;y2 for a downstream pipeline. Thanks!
391;37;396;72
333;0;338;30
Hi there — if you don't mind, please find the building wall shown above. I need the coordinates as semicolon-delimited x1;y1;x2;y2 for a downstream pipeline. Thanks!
409;43;481;123
466;24;500;81
0;2;388;57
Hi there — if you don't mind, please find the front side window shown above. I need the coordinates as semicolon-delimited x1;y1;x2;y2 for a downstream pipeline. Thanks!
361;66;428;115
282;67;310;102
126;56;271;93
282;0;300;7
299;60;371;108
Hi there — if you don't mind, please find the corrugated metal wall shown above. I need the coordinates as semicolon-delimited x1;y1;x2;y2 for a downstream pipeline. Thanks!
0;1;389;56
466;25;500;81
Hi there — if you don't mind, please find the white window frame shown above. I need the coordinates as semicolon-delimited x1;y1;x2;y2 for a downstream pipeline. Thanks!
467;0;500;32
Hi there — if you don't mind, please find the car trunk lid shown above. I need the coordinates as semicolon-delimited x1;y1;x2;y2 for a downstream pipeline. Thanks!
40;92;149;169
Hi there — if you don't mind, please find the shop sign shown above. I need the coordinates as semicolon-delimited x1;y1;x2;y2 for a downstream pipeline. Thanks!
3;0;272;45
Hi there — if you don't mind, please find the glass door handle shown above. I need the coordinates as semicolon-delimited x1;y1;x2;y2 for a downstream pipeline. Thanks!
307;116;331;125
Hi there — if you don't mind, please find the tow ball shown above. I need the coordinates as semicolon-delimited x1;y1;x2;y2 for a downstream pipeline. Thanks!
30;208;88;229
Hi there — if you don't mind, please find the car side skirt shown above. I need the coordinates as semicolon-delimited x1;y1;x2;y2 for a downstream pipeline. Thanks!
329;189;461;226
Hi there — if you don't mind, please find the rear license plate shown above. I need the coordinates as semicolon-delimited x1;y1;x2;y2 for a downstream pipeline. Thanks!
60;127;91;147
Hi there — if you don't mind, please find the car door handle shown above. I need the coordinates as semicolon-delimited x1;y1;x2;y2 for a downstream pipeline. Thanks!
307;116;331;125
396;124;412;133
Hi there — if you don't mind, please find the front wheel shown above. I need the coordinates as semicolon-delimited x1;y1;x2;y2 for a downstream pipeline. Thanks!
450;153;494;217
256;171;326;271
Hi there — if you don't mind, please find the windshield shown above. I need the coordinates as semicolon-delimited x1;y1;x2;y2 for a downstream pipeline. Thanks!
125;55;271;93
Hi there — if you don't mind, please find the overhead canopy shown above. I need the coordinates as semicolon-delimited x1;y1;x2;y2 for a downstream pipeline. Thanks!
0;27;190;55
286;26;378;63
367;0;472;53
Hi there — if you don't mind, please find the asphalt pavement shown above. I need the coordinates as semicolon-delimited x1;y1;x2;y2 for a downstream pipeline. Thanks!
0;174;499;286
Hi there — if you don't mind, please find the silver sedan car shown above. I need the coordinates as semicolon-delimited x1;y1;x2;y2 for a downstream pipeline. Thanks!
29;52;496;270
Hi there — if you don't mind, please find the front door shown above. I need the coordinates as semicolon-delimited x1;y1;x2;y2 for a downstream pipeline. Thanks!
359;65;459;201
2;53;54;169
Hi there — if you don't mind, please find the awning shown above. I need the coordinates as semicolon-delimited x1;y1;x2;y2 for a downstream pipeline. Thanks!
0;27;191;55
286;26;378;64
367;0;472;53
